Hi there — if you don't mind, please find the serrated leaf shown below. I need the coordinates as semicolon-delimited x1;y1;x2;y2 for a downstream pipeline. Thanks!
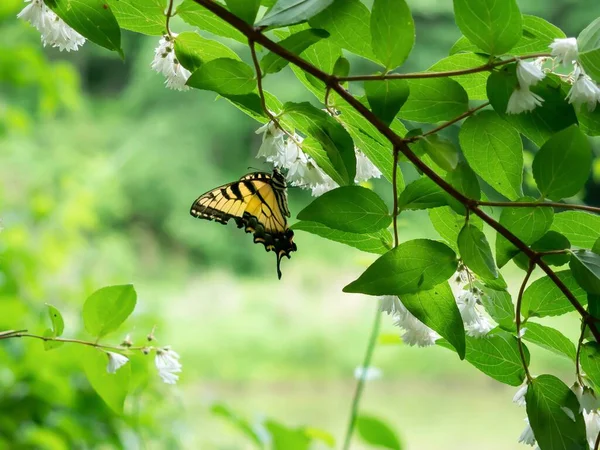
343;239;457;296
398;177;447;211
521;322;576;361
187;58;256;95
356;415;403;450
45;0;122;55
459;110;523;200
398;78;468;122
532;125;592;201
365;79;410;126
83;285;136;338
177;0;246;43
401;282;466;359
370;0;414;70
551;211;600;248
458;224;497;280
526;375;587;450
107;0;165;36
570;250;600;295
452;0;522;55
480;287;515;331
292;221;392;254
174;32;240;72
82;348;130;414
297;186;390;233
257;0;333;28
521;270;588;318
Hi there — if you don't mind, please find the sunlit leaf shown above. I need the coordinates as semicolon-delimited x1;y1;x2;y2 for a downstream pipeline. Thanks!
83;285;136;338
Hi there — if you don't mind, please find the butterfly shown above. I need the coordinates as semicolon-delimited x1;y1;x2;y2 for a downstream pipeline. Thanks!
190;169;297;279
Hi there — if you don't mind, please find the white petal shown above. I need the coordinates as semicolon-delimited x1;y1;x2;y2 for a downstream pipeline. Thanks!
518;418;536;446
516;60;546;88
586;411;600;449
106;351;129;374
354;150;382;183
506;88;544;114
566;70;600;112
549;37;578;66
513;383;528;407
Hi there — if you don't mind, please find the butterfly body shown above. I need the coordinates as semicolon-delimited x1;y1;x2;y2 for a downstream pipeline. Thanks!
190;169;296;279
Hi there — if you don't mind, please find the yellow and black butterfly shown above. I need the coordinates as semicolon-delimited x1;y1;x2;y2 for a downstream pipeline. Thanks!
190;168;297;279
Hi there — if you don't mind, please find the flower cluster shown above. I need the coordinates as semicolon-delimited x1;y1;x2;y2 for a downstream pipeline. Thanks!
455;288;493;338
508;38;600;114
255;120;382;196
151;34;191;91
17;0;85;52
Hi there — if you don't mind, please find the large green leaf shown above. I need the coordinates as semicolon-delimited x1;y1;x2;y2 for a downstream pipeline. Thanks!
452;0;522;55
174;32;240;72
257;0;334;28
225;0;260;24
428;206;483;253
187;58;256;95
370;0;414;70
480;287;515;331
261;29;329;74
526;375;587;450
82;348;131;414
521;322;576;361
356;415;403;450
398;78;468;122
343;239;457;296
297;186;391;233
513;231;571;271
459;110;523;200
458;224;497;280
292;221;392;254
578;17;600;82
398;177;447;211
444;162;481;215
45;0;122;55
570;250;600;295
107;0;165;36
521;270;588;318
551;211;600;248
401;282;466;359
428;53;489;100
177;0;246;43
581;342;600;391
365;79;410;126
420;135;459;173
83;285;137;338
532;125;592;201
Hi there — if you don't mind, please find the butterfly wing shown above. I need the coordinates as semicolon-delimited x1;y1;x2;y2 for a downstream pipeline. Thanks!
190;171;297;279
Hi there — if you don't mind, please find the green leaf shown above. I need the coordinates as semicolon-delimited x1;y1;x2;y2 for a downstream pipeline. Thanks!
551;211;600;248
332;56;350;78
261;29;329;74
444;162;481;215
174;32;240;72
356;415;402;450
459;110;523;200
225;0;260;24
526;375;587;450
495;197;554;268
297;186;390;233
532;125;592;201
187;58;256;95
428;53;490;100
402;282;466;359
577;104;600;136
82;348;130;414
421;135;459;173
398;78;468;122
521;270;588;318
282;102;356;185
83;284;136;338
458;224;497;280
292;221;392;254
365;79;410;126
211;404;263;446
438;331;529;386
221;90;281;122
289;37;342;99
46;303;64;336
480;287;515;331
257;0;333;28
452;0;522;55
570;250;600;295
107;0;165;36
487;69;577;148
309;0;376;62
521;322;576;361
513;231;571;271
45;0;122;55
429;206;483;253
177;0;246;43
43;328;63;351
581;342;600;391
266;420;311;450
398;177;447;211
343;239;457;296
370;0;414;70
578;17;600;82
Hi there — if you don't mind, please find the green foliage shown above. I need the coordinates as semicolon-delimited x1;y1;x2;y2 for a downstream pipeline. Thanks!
570;250;600;295
82;348;131;414
187;58;257;95
458;223;498;280
398;78;469;122
226;0;261;24
370;0;414;70
521;322;576;361
578;17;600;82
398;177;447;211
175;32;240;72
107;0;165;36
480;287;515;331
83;285;136;338
261;29;329;74
356;414;403;450
365;79;410;126
292;221;392;254
257;0;334;28
522;270;588;318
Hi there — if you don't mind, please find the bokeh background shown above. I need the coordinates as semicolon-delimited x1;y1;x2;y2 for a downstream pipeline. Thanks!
1;0;600;448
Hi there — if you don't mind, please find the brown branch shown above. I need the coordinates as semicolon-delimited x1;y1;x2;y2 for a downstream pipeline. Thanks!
576;322;587;386
516;263;535;382
336;53;551;82
2;331;148;352
165;0;175;36
392;147;400;247
476;200;600;215
190;0;600;343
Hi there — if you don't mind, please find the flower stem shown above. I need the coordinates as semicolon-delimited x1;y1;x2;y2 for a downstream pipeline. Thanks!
342;307;382;450
516;262;536;382
165;0;175;36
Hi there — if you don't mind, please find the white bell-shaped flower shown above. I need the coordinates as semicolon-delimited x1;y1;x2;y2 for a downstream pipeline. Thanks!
151;34;191;91
518;418;536;446
106;351;129;374
516;60;545;89
549;37;579;66
566;66;600;112
354;150;382;183
155;346;182;384
506;87;544;114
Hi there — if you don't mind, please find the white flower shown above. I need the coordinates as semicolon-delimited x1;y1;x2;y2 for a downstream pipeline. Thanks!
106;352;129;374
506;87;544;114
516;60;546;88
585;410;600;449
456;290;492;338
566;67;600;112
354;366;382;381
394;312;440;347
379;296;407;317
573;383;600;413
355;150;382;183
518;418;536;446
18;0;85;52
465;317;493;338
549;37;578;66
155;346;182;384
310;174;338;197
151;34;191;91
513;383;528;407
256;121;286;161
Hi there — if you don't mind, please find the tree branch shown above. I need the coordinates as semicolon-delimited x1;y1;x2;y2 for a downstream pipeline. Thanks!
476;200;600;215
516;263;535;382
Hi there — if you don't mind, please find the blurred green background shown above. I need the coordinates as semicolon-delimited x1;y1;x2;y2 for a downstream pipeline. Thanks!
1;0;600;448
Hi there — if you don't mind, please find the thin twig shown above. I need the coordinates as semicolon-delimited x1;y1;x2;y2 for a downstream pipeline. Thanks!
342;307;382;450
476;200;600;215
392;147;400;247
595;428;600;450
336;53;551;82
576;322;587;386
3;331;149;352
165;0;175;36
516;262;536;382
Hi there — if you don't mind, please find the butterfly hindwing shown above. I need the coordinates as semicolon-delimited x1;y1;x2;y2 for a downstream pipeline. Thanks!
190;170;297;279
